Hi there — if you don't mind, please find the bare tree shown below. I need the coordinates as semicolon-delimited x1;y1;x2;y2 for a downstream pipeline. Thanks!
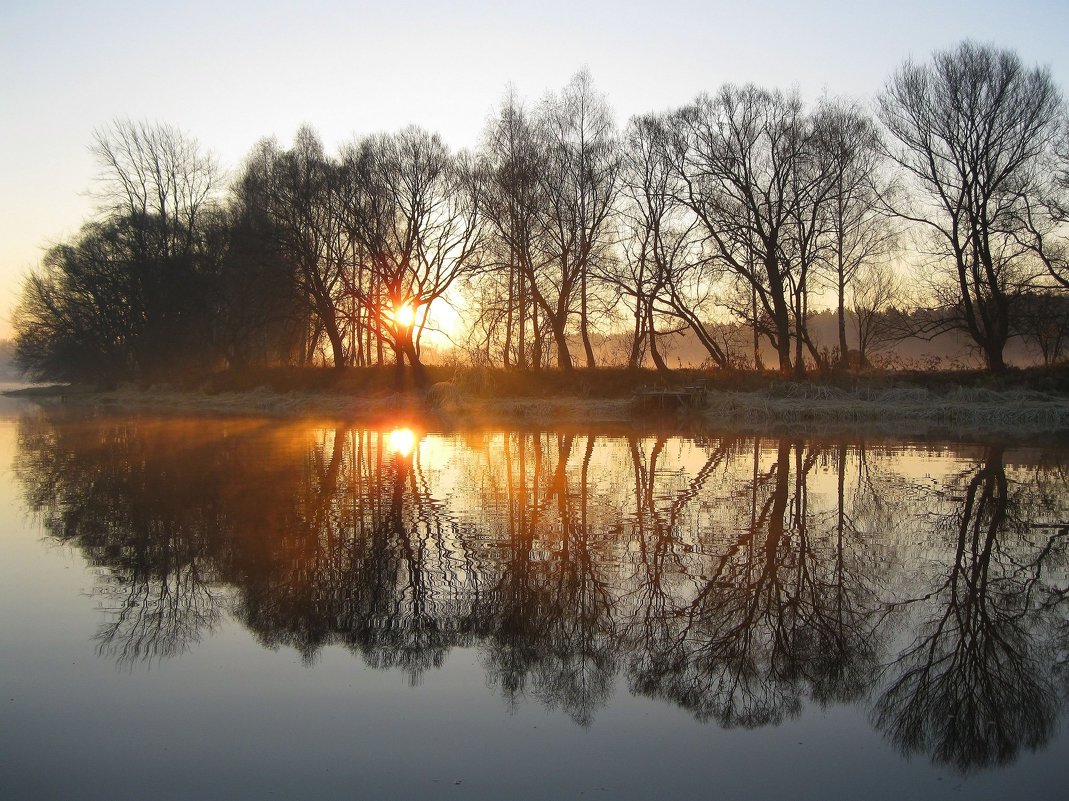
878;41;1063;371
609;113;725;370
671;86;818;373
15;120;223;381
219;148;309;367
343;127;483;382
90;118;221;260
850;262;903;366
812;99;898;366
242;129;351;368
13;223;136;382
477;89;548;369
536;71;621;369
474;73;620;372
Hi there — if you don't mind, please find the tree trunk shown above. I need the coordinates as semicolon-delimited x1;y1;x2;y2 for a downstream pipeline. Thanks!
323;315;346;369
984;341;1007;372
765;257;793;374
627;300;644;369
401;337;427;387
532;299;541;371
647;305;668;371
551;319;573;370
752;284;763;371
517;270;528;370
837;266;849;367
580;269;595;368
504;254;515;368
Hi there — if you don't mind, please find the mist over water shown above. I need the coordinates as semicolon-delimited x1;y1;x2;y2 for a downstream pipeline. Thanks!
3;407;1068;799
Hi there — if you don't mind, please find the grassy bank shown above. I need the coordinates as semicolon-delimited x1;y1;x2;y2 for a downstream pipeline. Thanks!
173;362;1069;397
7;365;1069;437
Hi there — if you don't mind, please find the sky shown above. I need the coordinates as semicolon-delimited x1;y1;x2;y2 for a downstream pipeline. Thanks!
2;0;1067;340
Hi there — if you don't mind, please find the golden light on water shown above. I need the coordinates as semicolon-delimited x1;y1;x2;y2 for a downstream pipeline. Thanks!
387;427;416;457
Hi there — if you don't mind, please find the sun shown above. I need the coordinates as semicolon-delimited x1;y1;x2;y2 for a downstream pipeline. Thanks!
392;301;415;329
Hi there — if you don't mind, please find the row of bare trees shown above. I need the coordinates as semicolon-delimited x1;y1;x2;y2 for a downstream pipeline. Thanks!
228;126;483;376
471;43;1069;374
13;42;1069;381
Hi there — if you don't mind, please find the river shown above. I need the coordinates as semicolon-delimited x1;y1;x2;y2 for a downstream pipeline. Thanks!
2;398;1067;799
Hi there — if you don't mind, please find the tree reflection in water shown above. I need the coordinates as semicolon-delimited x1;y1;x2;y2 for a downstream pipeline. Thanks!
626;439;888;727
873;446;1069;770
14;410;1069;770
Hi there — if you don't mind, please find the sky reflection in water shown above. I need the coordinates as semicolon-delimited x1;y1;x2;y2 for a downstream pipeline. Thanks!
3;408;1069;800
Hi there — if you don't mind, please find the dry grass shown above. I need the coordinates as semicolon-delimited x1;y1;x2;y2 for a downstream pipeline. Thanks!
701;384;1069;434
8;368;1069;437
34;385;637;430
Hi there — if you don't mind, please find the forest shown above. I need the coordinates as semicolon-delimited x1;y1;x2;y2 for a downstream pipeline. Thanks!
13;41;1069;385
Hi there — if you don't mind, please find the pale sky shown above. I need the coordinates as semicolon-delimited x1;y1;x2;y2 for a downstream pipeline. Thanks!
2;0;1067;340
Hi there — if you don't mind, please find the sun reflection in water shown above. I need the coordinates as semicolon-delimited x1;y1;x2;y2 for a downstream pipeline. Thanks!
387;427;416;457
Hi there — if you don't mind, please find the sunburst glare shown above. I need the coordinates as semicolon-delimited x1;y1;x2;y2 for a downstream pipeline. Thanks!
387;427;416;457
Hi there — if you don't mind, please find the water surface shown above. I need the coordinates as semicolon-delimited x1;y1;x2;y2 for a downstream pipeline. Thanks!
2;403;1068;799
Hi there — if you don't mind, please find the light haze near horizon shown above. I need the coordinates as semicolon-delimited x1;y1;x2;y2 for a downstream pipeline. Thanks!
2;0;1067;341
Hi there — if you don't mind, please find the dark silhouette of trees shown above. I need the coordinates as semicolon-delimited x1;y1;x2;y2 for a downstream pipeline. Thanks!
15;121;223;382
473;90;549;369
672;87;798;373
239;129;352;368
14;220;143;382
10;44;1069;379
470;73;620;372
215;150;309;367
670;87;843;374
539;72;620;369
343;127;483;382
224;126;486;379
878;41;1063;371
611;114;724;369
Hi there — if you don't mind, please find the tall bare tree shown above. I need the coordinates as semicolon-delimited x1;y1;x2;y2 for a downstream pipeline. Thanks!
477;89;548;369
536;71;620;369
671;86;813;373
878;41;1063;371
243;129;350;367
611;113;727;369
344;127;482;381
811;100;897;366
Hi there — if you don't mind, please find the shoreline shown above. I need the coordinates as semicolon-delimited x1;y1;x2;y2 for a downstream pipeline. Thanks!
7;381;1069;441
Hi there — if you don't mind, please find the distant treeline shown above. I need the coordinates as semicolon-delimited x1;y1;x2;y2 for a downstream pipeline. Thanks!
13;41;1069;383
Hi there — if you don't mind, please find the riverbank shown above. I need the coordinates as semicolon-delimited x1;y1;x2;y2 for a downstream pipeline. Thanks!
8;365;1069;438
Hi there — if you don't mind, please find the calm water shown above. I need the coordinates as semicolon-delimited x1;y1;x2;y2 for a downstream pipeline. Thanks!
2;400;1068;800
